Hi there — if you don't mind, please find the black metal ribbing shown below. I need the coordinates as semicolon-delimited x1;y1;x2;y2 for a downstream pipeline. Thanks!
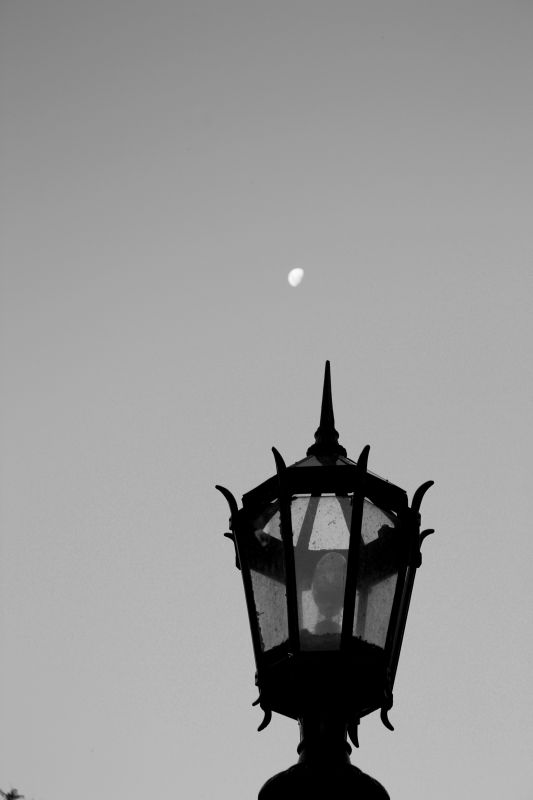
341;445;370;650
383;513;410;679
272;448;300;654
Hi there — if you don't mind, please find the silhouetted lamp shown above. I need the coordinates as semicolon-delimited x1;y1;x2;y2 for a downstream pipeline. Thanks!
216;363;435;798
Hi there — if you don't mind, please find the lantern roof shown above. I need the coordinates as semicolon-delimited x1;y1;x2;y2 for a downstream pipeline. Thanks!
240;362;408;512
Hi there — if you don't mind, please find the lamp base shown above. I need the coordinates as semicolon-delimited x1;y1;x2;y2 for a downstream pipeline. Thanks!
258;762;390;799
258;716;390;799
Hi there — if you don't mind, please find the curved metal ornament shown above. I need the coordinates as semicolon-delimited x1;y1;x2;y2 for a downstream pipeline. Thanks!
215;484;241;569
380;670;395;732
252;693;273;732
380;705;394;732
257;706;273;732
271;446;287;475
418;528;435;565
215;484;239;517
411;481;434;567
411;480;434;513
357;444;371;471
420;528;435;546
348;719;360;748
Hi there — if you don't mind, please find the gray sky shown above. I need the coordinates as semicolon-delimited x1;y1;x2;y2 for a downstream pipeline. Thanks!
1;2;532;798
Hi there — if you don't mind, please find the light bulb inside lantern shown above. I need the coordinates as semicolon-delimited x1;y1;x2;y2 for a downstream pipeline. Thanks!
311;552;347;635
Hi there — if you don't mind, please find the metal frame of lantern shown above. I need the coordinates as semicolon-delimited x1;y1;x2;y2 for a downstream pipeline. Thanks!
216;362;434;748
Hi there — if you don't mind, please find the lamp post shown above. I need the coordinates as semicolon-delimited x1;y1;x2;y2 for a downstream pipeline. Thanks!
216;362;435;798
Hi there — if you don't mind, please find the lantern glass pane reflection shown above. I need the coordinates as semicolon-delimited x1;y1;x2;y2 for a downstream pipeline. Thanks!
354;501;399;648
248;501;288;652
292;494;350;650
249;494;400;656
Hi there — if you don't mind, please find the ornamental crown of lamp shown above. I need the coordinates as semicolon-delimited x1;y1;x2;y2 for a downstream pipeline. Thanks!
216;362;435;798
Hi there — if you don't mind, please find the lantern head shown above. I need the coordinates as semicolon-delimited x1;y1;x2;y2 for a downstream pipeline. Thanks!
216;362;434;743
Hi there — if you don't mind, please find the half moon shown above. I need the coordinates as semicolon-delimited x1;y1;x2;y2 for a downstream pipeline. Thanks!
288;268;304;287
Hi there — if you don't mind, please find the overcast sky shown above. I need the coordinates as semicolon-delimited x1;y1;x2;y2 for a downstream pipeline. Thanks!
1;2;532;798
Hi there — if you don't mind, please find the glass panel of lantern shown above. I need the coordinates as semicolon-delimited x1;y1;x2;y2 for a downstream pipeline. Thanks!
244;499;289;654
353;501;401;649
291;493;351;651
246;493;401;660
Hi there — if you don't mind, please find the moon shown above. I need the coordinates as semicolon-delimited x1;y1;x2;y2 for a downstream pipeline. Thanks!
288;268;304;287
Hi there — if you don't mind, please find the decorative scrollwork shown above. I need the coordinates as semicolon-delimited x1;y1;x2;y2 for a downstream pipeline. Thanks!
380;672;395;731
380;706;394;731
357;444;371;469
348;719;360;748
223;531;241;570
415;528;435;566
257;707;272;732
215;484;239;518
411;480;434;513
271;446;287;473
252;692;272;731
420;528;435;547
216;485;241;569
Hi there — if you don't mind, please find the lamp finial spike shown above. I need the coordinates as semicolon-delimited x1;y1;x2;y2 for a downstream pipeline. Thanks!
307;361;347;457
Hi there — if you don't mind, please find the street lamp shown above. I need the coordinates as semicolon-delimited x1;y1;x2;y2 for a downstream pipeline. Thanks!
216;362;435;798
